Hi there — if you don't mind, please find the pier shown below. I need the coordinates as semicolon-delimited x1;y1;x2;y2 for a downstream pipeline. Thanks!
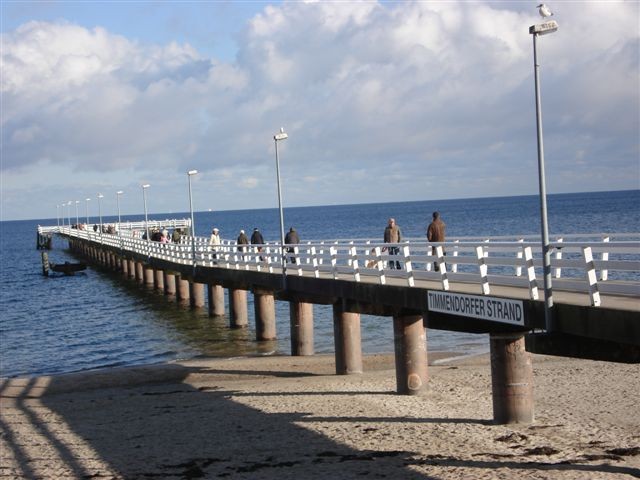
40;222;640;424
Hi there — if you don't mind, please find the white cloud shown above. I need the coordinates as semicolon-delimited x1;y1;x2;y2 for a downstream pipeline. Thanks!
1;1;638;220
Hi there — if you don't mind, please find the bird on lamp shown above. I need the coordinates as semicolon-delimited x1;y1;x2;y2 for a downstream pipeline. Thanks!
537;3;553;19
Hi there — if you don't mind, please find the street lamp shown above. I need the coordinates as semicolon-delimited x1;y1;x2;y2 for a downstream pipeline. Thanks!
273;127;289;281
187;170;198;267
56;204;60;228
97;194;104;236
75;200;80;227
116;190;124;234
67;201;72;228
141;184;150;242
530;18;558;331
85;198;91;225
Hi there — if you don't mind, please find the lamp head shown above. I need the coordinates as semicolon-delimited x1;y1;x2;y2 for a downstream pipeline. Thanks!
188;169;198;176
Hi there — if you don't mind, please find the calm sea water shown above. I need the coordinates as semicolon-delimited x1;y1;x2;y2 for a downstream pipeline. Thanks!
1;190;638;378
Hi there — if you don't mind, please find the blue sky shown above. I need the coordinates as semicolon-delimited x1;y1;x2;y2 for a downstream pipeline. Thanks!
1;1;639;221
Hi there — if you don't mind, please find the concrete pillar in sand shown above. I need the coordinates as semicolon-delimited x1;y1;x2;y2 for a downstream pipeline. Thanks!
393;314;427;395
254;289;276;341
333;304;363;374
176;276;190;302
490;333;534;424
164;272;176;296
290;301;314;356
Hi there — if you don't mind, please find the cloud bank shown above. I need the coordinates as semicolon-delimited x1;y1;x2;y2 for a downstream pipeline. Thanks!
1;1;638;220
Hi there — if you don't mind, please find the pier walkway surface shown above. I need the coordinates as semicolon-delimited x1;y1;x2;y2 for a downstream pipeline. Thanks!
31;221;639;425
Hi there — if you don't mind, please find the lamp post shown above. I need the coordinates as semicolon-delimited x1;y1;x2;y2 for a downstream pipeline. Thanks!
116;190;124;234
530;19;558;331
187;170;198;267
273;127;288;282
56;204;60;227
97;194;104;237
85;198;91;225
141;184;150;242
75;200;80;227
67;201;72;229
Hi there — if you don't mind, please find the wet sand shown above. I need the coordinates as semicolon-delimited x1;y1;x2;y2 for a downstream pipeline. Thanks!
1;353;639;479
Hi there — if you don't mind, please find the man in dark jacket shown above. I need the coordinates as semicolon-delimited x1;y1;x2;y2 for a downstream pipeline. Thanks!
427;211;446;271
284;227;300;264
251;228;265;260
237;230;249;251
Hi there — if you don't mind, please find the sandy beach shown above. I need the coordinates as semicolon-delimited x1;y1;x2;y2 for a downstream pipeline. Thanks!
1;352;638;479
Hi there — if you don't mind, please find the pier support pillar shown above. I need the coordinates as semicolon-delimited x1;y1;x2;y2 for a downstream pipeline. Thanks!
164;272;176;296
229;289;249;328
254;289;276;340
290;301;314;356
490;333;534;424
208;284;225;316
333;304;362;374
177;276;190;302
144;266;154;287
190;282;206;308
393;314;427;395
154;269;164;291
128;259;136;279
121;258;128;277
135;262;144;284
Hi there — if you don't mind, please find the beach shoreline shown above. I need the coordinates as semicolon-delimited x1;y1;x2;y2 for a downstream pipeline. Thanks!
1;353;638;479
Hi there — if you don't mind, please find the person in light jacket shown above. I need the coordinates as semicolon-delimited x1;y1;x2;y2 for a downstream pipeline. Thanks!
210;227;221;261
383;218;402;269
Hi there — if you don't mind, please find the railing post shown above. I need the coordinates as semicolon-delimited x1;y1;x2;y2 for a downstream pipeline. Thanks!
330;245;338;280
600;236;610;281
524;246;539;300
516;238;524;277
451;239;459;273
311;246;320;278
403;245;414;287
350;245;360;282
374;246;386;285
554;237;563;278
435;245;449;291
582;246;601;307
476;245;490;294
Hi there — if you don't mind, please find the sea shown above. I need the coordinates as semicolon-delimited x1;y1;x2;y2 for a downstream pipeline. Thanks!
1;190;638;378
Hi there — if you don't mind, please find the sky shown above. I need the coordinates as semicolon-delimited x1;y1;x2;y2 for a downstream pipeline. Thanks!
1;1;638;221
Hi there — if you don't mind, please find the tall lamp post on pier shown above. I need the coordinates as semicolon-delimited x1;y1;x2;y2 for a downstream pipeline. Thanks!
141;184;150;243
116;190;124;235
187;170;198;268
56;204;60;228
85;198;91;225
530;18;558;331
273;127;288;284
67;201;72;229
75;200;80;227
97;194;104;238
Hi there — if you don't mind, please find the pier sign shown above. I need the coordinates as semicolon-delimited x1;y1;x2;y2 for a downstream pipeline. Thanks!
427;291;524;326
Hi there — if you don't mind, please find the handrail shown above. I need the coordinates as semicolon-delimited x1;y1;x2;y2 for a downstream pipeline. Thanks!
49;223;640;307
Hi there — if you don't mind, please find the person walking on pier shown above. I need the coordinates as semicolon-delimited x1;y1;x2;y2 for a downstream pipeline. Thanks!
285;227;300;264
427;211;446;271
237;229;249;251
251;227;265;260
384;218;402;269
210;227;221;262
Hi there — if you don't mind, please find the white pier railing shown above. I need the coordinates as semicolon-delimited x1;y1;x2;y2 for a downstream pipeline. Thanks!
50;225;640;307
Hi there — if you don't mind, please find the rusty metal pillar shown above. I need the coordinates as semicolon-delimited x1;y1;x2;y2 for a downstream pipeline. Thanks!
190;282;206;308
393;314;427;395
229;288;248;328
176;276;190;302
333;304;363;374
144;266;154;287
490;333;534;424
207;284;225;317
254;289;276;341
154;269;164;291
135;262;144;284
164;272;176;296
290;301;314;356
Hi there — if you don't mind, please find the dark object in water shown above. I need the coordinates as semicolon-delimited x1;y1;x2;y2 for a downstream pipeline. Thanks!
49;261;87;275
